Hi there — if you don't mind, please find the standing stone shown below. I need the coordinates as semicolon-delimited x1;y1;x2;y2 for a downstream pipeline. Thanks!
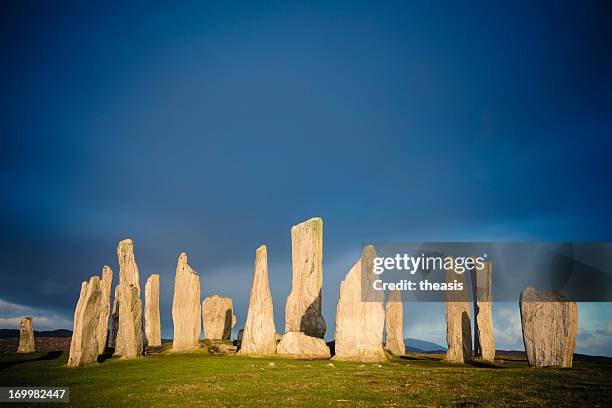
68;276;102;367
519;287;578;368
333;245;386;362
97;265;113;355
202;295;236;340
239;245;277;355
145;274;161;347
117;239;140;293
472;261;495;361
113;239;143;357
115;282;144;358
172;252;201;351
445;260;472;363
109;285;120;349
285;217;326;339
385;290;405;356
237;329;244;349
17;317;35;353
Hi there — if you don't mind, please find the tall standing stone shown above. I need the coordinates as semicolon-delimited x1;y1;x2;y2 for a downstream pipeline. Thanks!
519;287;578;368
385;290;405;356
237;329;244;349
17;317;35;353
68;276;102;367
333;246;386;362
115;282;144;358
172;252;201;351
445;260;472;363
109;285;120;348
117;239;140;293
285;217;326;338
114;239;143;357
97;265;113;355
239;245;277;355
145;274;161;347
472;261;495;361
202;295;236;340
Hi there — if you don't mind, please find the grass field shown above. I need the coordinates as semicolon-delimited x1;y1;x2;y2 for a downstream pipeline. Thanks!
1;346;611;407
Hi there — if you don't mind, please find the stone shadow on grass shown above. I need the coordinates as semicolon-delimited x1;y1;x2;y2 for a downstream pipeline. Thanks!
97;349;114;363
0;351;63;371
466;359;505;369
400;354;444;361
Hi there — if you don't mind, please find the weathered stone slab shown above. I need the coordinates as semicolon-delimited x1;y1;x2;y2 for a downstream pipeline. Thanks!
113;239;142;354
97;265;113;355
333;246;386;362
237;329;244;349
445;261;472;363
276;331;331;359
68;276;102;367
520;287;578;368
145;274;161;347
385;290;405;356
115;282;144;358
239;245;277;355
109;285;120;349
472;261;494;361
285;217;326;338
117;239;140;293
17;317;35;353
202;295;236;340
172;252;201;351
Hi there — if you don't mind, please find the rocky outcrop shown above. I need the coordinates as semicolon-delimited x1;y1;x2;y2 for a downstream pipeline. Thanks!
472;261;494;361
285;217;326;338
445;262;472;363
172;252;201;351
276;331;331;359
202;295;236;340
115;282;144;358
97;265;113;355
385;290;405;356
239;245;277;355
17;317;35;353
68;276;102;367
145;274;161;347
520;287;578;368
333;246;386;363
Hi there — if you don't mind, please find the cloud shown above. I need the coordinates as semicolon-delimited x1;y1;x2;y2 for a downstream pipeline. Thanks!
575;326;612;356
0;298;72;331
0;299;29;314
492;304;523;350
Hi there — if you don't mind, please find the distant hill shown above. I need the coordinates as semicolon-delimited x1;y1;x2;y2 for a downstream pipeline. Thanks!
0;329;72;339
404;338;446;353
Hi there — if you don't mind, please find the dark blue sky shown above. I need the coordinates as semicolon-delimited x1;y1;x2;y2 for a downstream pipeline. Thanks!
1;1;611;353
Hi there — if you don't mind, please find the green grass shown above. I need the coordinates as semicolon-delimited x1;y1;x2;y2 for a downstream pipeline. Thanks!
1;348;611;407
